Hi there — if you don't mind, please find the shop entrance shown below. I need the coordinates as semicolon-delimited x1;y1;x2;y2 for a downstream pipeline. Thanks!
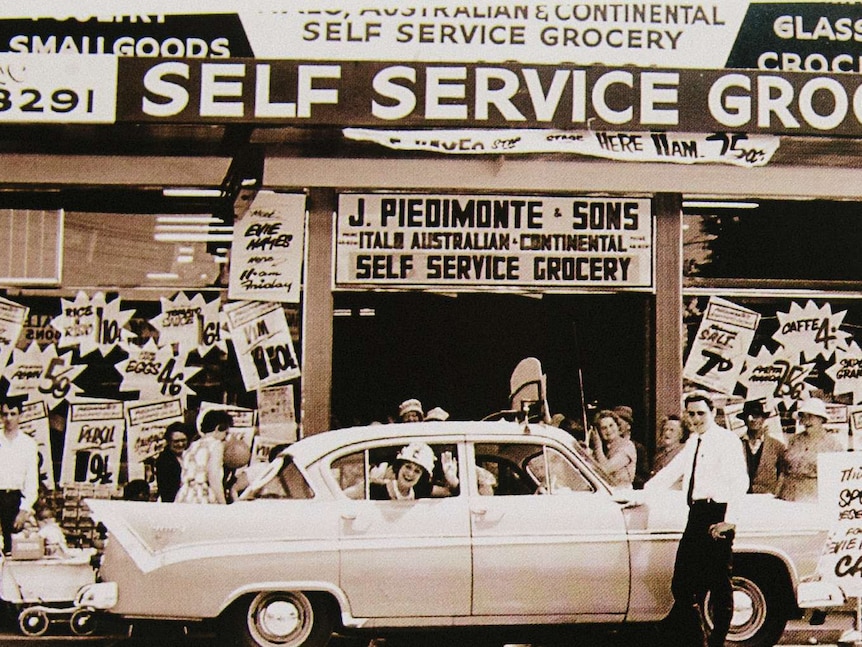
331;292;651;437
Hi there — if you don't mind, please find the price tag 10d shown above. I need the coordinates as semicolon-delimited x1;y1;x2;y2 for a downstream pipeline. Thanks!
0;55;116;124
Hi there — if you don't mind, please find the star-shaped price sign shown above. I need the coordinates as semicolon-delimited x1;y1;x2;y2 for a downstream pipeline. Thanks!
115;339;201;400
739;346;815;407
773;300;853;362
149;292;227;356
3;342;84;409
826;342;862;404
51;291;135;356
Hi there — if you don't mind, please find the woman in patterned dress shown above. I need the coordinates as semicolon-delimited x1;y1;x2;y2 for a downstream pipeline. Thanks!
175;410;232;504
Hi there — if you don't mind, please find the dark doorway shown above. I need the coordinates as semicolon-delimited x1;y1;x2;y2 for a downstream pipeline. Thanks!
331;292;651;438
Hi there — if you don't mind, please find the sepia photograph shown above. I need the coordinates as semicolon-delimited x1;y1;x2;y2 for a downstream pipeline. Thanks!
0;2;861;646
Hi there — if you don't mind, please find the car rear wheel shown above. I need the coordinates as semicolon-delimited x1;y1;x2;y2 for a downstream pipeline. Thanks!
704;563;790;647
227;591;335;647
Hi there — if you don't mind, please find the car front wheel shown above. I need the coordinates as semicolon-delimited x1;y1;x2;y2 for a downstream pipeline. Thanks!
704;563;790;647
227;591;335;647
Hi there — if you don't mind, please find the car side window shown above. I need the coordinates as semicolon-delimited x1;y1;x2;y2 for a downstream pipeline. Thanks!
333;442;460;500
476;442;593;496
527;447;594;494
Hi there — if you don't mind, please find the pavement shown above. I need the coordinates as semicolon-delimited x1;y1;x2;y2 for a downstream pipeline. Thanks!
0;610;851;646
780;609;855;645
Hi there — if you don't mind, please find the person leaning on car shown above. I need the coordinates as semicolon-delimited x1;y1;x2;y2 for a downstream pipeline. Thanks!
645;390;749;647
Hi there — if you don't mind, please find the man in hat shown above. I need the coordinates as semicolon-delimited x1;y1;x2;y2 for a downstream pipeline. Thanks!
738;399;785;495
398;399;424;423
613;405;649;489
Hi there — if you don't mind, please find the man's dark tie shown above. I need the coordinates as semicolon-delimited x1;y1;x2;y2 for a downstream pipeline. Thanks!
686;434;702;506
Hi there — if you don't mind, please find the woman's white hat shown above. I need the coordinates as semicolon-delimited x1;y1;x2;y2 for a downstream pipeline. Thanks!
396;442;436;474
424;407;449;421
797;397;829;420
398;398;424;418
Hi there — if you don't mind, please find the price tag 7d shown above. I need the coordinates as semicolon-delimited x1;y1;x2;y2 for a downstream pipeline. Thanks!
0;55;116;124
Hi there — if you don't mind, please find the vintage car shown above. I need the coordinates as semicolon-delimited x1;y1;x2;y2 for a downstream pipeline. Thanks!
78;420;844;647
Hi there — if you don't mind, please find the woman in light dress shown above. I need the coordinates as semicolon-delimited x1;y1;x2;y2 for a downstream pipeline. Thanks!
175;409;232;504
589;410;637;488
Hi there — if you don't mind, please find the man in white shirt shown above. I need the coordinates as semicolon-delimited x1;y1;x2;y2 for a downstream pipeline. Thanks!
646;391;749;647
0;394;40;555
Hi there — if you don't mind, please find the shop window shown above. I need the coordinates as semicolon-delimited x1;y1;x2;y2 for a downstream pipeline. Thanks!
0;209;62;285
682;198;862;445
683;199;862;285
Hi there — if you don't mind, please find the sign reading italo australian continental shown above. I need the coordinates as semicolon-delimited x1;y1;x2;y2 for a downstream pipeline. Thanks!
335;193;652;290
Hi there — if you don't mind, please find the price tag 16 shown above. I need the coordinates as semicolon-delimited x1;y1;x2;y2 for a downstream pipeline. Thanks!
0;54;116;123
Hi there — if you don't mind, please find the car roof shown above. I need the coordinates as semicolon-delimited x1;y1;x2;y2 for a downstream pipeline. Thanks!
286;420;580;467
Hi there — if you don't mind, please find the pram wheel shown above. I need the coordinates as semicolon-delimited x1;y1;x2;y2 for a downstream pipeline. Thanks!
70;607;95;636
18;607;49;636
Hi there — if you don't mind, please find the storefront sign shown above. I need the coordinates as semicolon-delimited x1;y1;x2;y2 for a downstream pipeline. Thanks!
817;451;862;597
4;51;862;137
683;296;760;394
124;398;184;482
0;296;27;371
7;4;862;136
3;342;84;410
60;400;124;488
224;300;301;390
0;3;809;69
115;339;200;400
19;399;55;490
344;128;779;167
335;193;653;289
228;191;307;304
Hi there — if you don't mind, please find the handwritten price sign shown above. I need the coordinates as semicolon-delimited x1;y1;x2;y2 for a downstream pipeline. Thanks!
116;340;200;400
224;300;301;390
683;296;760;395
3;342;84;409
60;401;125;488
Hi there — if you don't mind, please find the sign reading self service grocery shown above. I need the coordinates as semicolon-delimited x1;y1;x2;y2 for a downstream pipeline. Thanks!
5;3;862;136
335;194;652;289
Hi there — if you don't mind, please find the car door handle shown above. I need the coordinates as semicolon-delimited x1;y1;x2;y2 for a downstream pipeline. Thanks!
470;506;488;516
341;511;358;521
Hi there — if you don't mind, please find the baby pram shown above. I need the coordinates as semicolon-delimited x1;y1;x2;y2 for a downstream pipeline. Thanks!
0;548;98;636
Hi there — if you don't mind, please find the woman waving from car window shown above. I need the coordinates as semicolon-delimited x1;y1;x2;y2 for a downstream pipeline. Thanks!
366;443;459;500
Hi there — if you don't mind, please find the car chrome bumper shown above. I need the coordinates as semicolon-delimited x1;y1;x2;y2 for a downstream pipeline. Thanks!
797;580;846;608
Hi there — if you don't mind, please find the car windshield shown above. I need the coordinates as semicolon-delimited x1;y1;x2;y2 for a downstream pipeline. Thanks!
239;455;314;500
558;433;617;490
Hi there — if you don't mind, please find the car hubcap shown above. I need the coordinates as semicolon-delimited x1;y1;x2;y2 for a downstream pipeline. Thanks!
705;576;766;642
249;592;312;646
